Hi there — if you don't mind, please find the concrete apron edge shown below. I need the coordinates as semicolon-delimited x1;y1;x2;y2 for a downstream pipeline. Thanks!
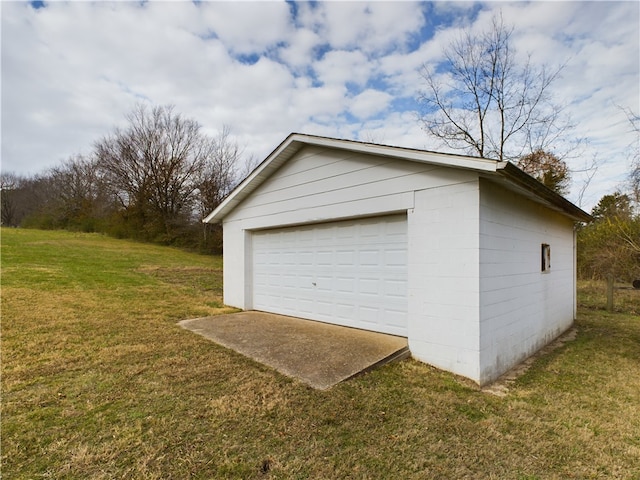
177;312;409;390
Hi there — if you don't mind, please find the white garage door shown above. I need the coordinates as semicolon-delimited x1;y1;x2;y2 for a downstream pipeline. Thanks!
252;214;408;336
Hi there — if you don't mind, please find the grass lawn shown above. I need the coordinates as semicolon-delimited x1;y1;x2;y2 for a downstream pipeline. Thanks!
2;228;639;479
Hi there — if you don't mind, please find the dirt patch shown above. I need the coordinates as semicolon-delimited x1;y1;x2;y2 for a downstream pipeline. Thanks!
482;328;578;397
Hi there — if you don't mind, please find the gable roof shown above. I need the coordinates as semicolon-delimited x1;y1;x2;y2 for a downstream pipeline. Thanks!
204;133;592;224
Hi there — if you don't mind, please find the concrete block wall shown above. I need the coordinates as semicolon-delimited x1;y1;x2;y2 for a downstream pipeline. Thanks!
478;181;575;384
407;180;481;382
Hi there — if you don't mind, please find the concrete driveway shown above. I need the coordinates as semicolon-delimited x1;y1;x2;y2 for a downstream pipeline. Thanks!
178;311;409;390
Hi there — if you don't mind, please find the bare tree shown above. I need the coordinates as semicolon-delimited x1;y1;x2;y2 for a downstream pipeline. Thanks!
1;172;58;228
11;173;60;228
621;107;640;204
47;155;111;228
1;157;109;230
1;172;20;226
6;103;246;249
194;126;254;250
574;153;600;208
95;104;210;240
418;13;571;162
196;126;241;221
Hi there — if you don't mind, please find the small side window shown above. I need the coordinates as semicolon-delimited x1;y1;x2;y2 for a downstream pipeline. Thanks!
541;243;551;272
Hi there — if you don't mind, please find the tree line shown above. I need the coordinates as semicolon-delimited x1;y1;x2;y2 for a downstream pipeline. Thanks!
1;104;251;252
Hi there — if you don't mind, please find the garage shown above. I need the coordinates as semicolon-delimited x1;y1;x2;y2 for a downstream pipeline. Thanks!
205;133;592;385
252;215;408;336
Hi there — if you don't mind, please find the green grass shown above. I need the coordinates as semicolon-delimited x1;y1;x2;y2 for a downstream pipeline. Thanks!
2;228;639;479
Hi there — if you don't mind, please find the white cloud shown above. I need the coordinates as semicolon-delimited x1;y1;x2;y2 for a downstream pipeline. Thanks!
349;89;393;120
294;84;350;120
279;27;322;70
313;49;373;87
321;1;426;53
293;1;426;54
198;1;293;55
1;1;637;212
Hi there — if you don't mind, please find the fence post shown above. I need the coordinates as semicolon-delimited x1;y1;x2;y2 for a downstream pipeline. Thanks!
606;276;614;312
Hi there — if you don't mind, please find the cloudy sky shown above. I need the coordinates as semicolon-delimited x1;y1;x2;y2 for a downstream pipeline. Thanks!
2;1;638;211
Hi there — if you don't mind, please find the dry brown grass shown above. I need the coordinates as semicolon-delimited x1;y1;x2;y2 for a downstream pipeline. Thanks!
2;229;639;479
578;278;640;315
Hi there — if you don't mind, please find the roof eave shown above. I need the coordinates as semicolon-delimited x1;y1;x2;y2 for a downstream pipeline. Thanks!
495;161;593;223
204;133;500;223
204;133;593;225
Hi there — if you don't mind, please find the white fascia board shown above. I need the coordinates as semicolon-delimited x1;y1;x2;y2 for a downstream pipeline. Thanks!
295;134;500;172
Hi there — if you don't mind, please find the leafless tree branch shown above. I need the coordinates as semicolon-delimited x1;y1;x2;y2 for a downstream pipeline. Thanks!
418;12;574;163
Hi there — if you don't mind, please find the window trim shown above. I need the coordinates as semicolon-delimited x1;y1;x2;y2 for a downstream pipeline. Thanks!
541;243;551;272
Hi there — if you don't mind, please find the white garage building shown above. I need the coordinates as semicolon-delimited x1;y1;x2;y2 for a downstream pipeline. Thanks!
204;133;591;386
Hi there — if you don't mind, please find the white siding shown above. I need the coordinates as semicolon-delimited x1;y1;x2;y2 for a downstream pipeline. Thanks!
478;180;575;384
221;226;247;309
407;181;481;381
224;145;477;229
222;145;478;312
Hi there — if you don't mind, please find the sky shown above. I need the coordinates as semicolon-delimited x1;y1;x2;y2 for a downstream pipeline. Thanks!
1;1;639;212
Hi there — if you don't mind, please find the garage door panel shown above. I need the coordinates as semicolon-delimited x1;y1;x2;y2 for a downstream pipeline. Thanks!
298;252;314;265
359;249;381;266
282;296;297;310
359;305;379;317
358;277;380;296
386;249;407;266
336;250;356;265
297;275;314;290
316;251;333;265
335;276;355;292
282;252;296;265
316;300;334;316
384;309;407;328
282;274;297;288
335;303;356;319
252;215;408;336
384;278;407;297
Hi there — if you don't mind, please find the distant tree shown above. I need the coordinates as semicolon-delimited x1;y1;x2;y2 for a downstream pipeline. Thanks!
418;12;570;162
193;126;249;251
632;166;640;207
48;155;111;230
195;126;242;221
0;172;20;226
3;104;245;251
15;173;61;229
578;192;640;282
95;104;211;242
591;192;633;221
632;163;640;206
622;107;640;204
517;149;571;195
